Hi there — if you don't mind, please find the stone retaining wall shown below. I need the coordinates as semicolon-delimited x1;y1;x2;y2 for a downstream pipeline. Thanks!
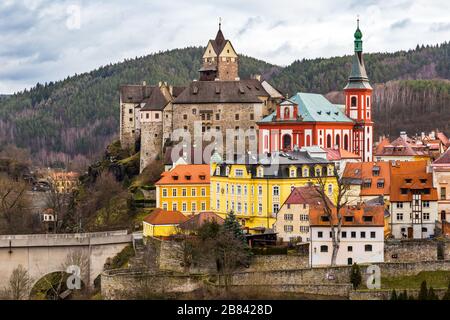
246;255;309;272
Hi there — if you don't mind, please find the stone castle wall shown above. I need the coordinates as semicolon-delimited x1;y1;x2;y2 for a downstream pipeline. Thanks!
120;102;139;151
140;121;163;172
384;239;450;262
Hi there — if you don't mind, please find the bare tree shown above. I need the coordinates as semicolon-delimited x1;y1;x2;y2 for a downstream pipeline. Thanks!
0;175;31;233
315;171;350;266
5;265;32;300
44;190;69;233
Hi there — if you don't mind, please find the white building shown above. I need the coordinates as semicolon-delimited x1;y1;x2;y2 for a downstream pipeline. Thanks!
274;186;327;243
389;161;438;239
309;204;385;266
431;148;450;223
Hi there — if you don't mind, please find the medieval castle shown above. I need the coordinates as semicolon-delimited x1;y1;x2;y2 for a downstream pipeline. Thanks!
120;20;374;173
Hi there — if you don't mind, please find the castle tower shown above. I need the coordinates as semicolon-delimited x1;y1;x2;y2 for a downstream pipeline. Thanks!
344;19;373;162
199;22;239;81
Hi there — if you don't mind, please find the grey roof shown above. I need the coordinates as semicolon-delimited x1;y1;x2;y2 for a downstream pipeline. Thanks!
173;79;269;104
120;85;155;103
141;88;169;111
214;151;332;179
344;53;372;90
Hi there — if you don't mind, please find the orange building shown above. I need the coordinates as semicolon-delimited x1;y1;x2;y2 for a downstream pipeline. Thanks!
155;164;210;214
389;161;438;239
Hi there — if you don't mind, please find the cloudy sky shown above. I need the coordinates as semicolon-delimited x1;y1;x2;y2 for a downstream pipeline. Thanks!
0;0;449;93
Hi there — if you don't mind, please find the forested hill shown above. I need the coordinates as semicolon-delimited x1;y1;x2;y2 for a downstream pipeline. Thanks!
0;42;449;168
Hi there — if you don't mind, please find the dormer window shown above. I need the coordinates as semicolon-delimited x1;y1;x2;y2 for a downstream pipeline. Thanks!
420;179;427;184
377;179;385;188
401;188;408;195
289;168;296;178
363;179;372;188
372;166;380;176
185;175;191;180
225;167;230;176
199;175;206;180
215;167;220;175
303;167;309;177
321;216;330;222
405;178;412;183
345;216;354;222
363;216;373;222
257;167;264;178
173;175;179;181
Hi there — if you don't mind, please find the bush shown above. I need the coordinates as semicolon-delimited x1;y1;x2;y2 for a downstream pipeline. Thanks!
105;245;135;270
350;263;362;290
418;280;428;300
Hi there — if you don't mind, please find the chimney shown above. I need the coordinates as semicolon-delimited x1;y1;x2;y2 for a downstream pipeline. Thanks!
158;81;162;87
253;74;261;81
421;132;425;140
169;85;173;96
431;131;436;139
142;81;147;86
400;131;407;141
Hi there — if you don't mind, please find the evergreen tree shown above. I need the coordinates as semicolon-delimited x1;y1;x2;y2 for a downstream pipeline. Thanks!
390;289;398;300
223;210;246;244
418;281;428;300
350;263;362;290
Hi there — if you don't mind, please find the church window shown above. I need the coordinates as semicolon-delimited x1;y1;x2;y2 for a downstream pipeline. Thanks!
351;96;357;108
344;135;349;150
306;135;311;146
326;134;332;148
335;134;340;147
366;97;370;108
284;108;290;119
367;138;370;152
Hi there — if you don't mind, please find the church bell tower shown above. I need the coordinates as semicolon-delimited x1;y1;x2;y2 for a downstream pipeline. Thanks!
344;18;373;162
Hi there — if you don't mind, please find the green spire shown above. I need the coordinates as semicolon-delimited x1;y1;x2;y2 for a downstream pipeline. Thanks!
354;17;363;52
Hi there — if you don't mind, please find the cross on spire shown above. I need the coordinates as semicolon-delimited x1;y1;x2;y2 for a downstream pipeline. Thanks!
219;17;222;30
357;15;360;28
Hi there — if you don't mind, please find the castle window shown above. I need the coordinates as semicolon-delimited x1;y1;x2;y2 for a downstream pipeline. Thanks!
129;118;133;122
235;114;240;120
155;113;159;119
216;113;220;120
250;113;254;120
183;114;187;120
146;113;149;119
192;109;197;115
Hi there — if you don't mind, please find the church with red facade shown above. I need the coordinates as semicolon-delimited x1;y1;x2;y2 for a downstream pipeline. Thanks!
257;20;373;162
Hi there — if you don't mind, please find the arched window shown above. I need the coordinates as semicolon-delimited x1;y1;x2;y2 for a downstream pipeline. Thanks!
351;96;357;107
320;245;328;252
344;135;349;150
326;134;332;148
335;134;340;148
364;244;373;252
306;135;311;146
264;135;269;149
284;107;290;119
367;138;370;152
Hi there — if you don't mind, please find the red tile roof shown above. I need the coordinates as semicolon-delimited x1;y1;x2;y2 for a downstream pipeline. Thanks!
389;161;437;202
323;148;360;161
143;208;188;225
375;136;430;157
155;164;210;185
283;186;333;207
433;147;450;165
178;212;224;231
309;203;384;227
343;162;390;196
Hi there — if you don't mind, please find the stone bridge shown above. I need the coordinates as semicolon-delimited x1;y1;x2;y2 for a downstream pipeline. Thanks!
0;230;133;293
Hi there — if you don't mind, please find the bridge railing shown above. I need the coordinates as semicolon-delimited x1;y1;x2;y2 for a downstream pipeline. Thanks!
0;230;129;241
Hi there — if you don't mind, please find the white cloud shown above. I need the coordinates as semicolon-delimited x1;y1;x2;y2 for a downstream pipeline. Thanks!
0;0;449;93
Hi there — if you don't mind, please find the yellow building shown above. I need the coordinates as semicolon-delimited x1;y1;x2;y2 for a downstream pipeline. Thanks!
143;208;188;238
210;151;338;232
155;164;210;215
